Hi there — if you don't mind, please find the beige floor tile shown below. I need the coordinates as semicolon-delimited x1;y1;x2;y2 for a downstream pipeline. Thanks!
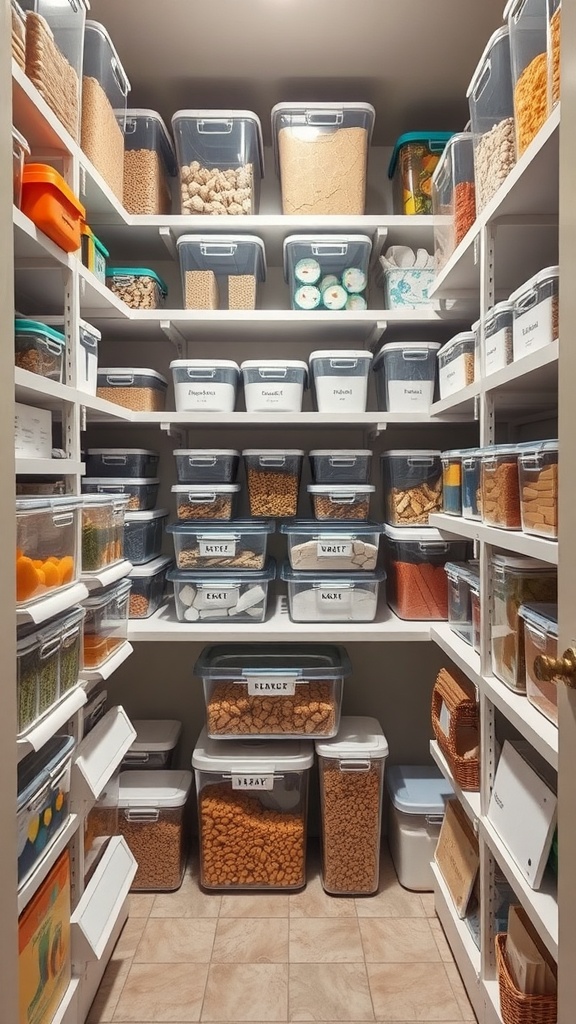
212;917;289;963
444;963;476;1021
113;962;209;1022
289;963;375;1021
112;919;147;961
134;918;217;964
201;963;288;1021
219;893;291;918
419;893;438;918
88;957;132;1023
128;894;156;919
354;881;427;919
289;875;357;918
367;963;463;1022
359;918;441;964
289;919;364;963
151;873;221;919
429;919;455;964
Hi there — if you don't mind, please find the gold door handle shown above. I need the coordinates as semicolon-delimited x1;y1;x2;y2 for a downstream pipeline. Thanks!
534;648;576;687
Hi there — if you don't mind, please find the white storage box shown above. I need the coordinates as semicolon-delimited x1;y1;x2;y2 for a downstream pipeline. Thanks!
437;332;476;398
169;359;240;413
373;342;440;413
281;562;385;622
241;359;308;413
283;235;371;310
510;266;559;361
118;769;192;891
122;720;182;770
309;350;373;412
15;402;52;459
387;764;454;891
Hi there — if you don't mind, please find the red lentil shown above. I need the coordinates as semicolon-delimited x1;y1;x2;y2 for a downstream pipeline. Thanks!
454;181;476;247
389;560;449;620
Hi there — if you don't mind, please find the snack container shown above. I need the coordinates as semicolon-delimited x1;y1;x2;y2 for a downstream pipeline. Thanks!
81;224;109;282
21;0;87;138
84;767;119;856
82;477;160;512
446;561;479;645
17;735;75;884
121;109;177;215
177;235;266;310
490;554;557;691
480;444;522;529
383;525;471;620
167;519;274;571
466;26;517;211
461;448;483;520
17;608;84;734
281;520;382;572
308;484;374;522
243;449;304;517
309;350;373;412
122;720;182;770
483;301;514;374
510;266;559;360
382;267;437;309
21;164;85;252
124;508;168;565
388;132;453;215
82;578;131;670
431;132;476;268
518;439;558;538
309;449;372;485
12;127;29;207
170;359;240;414
82;20;130;201
548;0;561;108
519;602;559;723
381;450;442;526
168;561;275;623
193;728;313;888
373;342;440;412
14;319;66;382
441;450;463;516
505;0;549;155
81;494;128;573
387;765;453;890
16;497;81;606
241;360;308;413
106;267;168;309
283;236;371;311
281;563;385;623
128;556;172;618
437;332;476;398
174;449;240;485
118;770;192;891
18;850;71;1024
86;448;159;479
96;368;168;412
172;483;240;522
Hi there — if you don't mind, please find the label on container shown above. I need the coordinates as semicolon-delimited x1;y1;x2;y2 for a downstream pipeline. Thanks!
174;380;235;412
485;327;511;375
195;586;239;609
244;675;297;696
439;356;471;398
315;376;368;412
316;587;353;611
386;380;434;412
317;539;353;558
199;537;237;557
245;381;302;410
513;297;554;360
439;701;451;737
232;774;274;791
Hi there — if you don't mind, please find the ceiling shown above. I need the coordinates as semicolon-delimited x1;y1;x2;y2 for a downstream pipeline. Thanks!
89;0;505;146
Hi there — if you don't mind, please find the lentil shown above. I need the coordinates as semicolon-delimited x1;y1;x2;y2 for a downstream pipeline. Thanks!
312;495;370;521
386;478;442;526
120;807;186;891
481;460;521;529
247;467;299;517
389;560;449;619
278;127;368;215
228;275;257;310
454;182;476;247
107;274;164;310
320;758;381;894
514;53;548;155
475;118;516;211
175;496;233;521
123;149;172;215
179;161;253;215
26;13;79;140
206;681;336;737
96;386;166;412
184;270;219;310
551;8;561;105
81;76;124;202
15;346;61;379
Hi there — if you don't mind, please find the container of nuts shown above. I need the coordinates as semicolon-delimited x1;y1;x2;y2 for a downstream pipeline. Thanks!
128;556;172;619
118;769;192;892
14;320;66;382
168;560;275;623
509;266;559;361
172;483;240;521
167;519;274;571
106;267;168;309
177;235;266;310
518;439;558;538
467;26;517;211
243;449;304;517
308;484;374;522
381;450;442;526
437;332;476;399
97;368;168;412
120;108;177;216
480;444;522;530
82;477;160;512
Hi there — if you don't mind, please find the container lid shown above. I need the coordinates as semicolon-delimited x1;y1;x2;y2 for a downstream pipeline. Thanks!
12;126;30;154
22;164;86;218
169;359;240;371
509;266;560;303
40;317;101;342
177;234;266;260
86;448;159;457
129;555;172;578
125;508;169;522
16;496;82;513
122;108;177;174
518;439;558;458
105;267;168;296
173;449;239;457
127;719;182;754
310;449;372;458
192;726;314;772
383;524;448;543
283;235;373;274
466;25;510;99
81;493;131;508
97;368;168;386
82;577;132;607
194;643;352;681
373;342;441;367
240;359;308;371
437;332;476;357
387;132;454;179
484;300;515;321
118;769;192;808
441;449;465;460
280;519;383;537
461;448;483;461
85;21;132;92
386;764;453;815
83;477;160;487
307;484;375;494
171;109;265;177
309;350;373;363
14;320;66;346
171;483;241;494
445;560;480;583
315;716;388;759
518;602;558;636
480;444;522;458
280;560;385;583
168;558;276;584
431;131;474;185
271;103;375;175
381;450;441;459
242;449;305;457
167;518;275;536
81;224;110;259
17;735;76;810
491;553;556;572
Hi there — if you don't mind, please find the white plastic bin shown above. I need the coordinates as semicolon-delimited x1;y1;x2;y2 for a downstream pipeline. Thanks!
281;562;385;622
483;301;515;375
283;235;371;310
437;332;476;398
122;720;182;770
373;342;440;413
167;560;275;623
177;235;266;310
309;351;373;412
241;360;308;413
170;359;240;413
118;770;192;891
510;266;559;360
387;764;453;890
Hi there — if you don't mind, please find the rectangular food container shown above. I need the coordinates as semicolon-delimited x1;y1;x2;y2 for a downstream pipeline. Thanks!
490;554;557;691
505;0;549;156
128;556;172;618
21;0;87;140
21;163;85;252
441;450;463;516
483;301;515;375
172;483;240;522
437;332;476;398
81;494;128;573
14;319;65;382
168;561;275;623
481;444;522;529
309;350;373;412
309;449;372;485
193;728;313;888
121;108;176;215
86;448;160;479
382;267;437;309
461;448;483;520
387;765;453;890
243;449;304;517
118;770;192;891
82;20;130;201
383;525;471;620
272;102;374;216
388;132;453;215
170;359;240;413
122;720;182;770
173;449;240;485
281;563;385;623
106;267;168;309
381;450;442;526
241;359;308;413
167;519;274;571
84;767;119;857
12;1;26;68
16;497;80;606
42;316;100;395
510;266;559;360
17;607;84;734
373;342;440;412
316;717;388;895
432;132;476;269
467;26;517;211
308;484;374;522
518;439;558;538
446;561;480;646
281;520;382;572
519;603;559;724
81;224;108;283
124;508;168;565
177;235;266;310
12;127;29;207
97;368;167;412
82;578;131;670
82;687;107;736
283;235;371;311
17;735;75;884
82;477;160;513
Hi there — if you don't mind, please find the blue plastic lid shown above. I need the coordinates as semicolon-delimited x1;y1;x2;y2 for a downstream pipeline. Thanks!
17;735;75;810
105;267;168;296
386;764;453;815
14;319;66;345
387;132;455;179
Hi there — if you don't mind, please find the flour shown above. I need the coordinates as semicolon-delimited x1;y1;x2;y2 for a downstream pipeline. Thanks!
289;538;378;572
278;127;368;215
288;584;379;622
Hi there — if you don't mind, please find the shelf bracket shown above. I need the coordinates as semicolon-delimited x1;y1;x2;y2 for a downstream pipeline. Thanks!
367;320;388;352
160;320;186;355
369;227;389;271
367;421;387;439
159;226;178;260
160;422;186;444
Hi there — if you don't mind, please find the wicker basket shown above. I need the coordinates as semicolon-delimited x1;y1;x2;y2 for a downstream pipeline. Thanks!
431;666;480;791
496;934;557;1024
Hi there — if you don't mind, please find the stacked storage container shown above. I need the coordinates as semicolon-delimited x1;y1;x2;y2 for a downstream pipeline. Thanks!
467;27;516;212
81;21;130;201
21;0;88;141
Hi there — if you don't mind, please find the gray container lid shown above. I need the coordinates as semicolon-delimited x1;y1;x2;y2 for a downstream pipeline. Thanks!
192;726;314;771
386;764;453;815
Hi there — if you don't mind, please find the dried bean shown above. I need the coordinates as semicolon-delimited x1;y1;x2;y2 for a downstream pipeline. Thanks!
124;149;172;215
206;680;336;737
514;53;548;155
82;76;124;202
320;759;382;894
475;118;516;211
247;467;299;517
120;807;186;891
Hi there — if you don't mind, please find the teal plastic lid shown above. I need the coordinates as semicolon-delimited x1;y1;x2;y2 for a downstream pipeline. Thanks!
14;319;66;345
106;267;168;296
387;132;455;179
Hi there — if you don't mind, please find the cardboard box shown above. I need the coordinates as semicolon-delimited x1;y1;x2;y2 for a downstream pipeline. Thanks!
19;850;71;1024
434;798;479;917
15;403;52;459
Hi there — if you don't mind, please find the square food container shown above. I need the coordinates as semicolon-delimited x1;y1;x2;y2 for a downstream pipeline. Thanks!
316;717;388;895
466;26;517;211
82;477;160;513
519;603;559;724
81;224;108;283
548;0;561;109
82;578;131;670
41;316;100;395
388;132;453;215
128;556;172;618
505;0;549;156
121;109;176;215
97;368;168;412
483;301;515;374
21;0;87;139
309;449;372;485
122;720;182;770
17;607;84;734
308;484;374;522
21;164;85;252
481;444;522;529
461;448;483;520
446;561;480;646
373;342;440;412
81;494;128;573
309;350;373;412
272;103;374;216
106;267;167;310
173;449;240;485
177;235;266;310
431;132;476;268
193;728;313;889
518;439;558;538
167;519;274;571
382;267;437;309
196;643;350;740
281;562;385;623
441;450;463;516
12;127;29;208
241;359;308;413
17;735;75;885
490;554;557;691
383;525;471;620
16;497;81;606
124;508;168;565
510;266;559;360
381;450;442;526
283;236;371;311
387;765;453;890
243;449;304;517
437;332;476;398
82;20;130;201
85;448;160;479
281;520;382;572
170;359;240;413
172;483;241;522
118;770;192;891
167;561;275;623
14;319;66;382
84;767;119;857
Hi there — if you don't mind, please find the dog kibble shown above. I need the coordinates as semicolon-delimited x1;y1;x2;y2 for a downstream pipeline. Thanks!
124;148;172;215
247;467;299;518
120;807;186;891
179;161;254;215
206;681;336;737
82;76;124;202
320;759;382;894
107;274;164;310
184;270;219;310
475;118;516;211
96;386;165;412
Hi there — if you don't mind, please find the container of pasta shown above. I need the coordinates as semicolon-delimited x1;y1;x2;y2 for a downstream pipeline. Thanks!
490;554;557;691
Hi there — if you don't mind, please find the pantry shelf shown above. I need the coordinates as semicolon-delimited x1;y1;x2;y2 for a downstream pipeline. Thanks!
428;514;558;565
484;341;558;409
430;623;482;690
13;207;74;269
430;381;480;418
484;978;504;1024
482;673;558;771
16;582;89;628
80;642;134;685
15;368;76;409
51;977;81;1024
431;860;482;1007
17;813;80;914
16;458;85;476
119;410;465;431
430;740;481;823
11;60;75;156
17;687;88;763
83;560;133;592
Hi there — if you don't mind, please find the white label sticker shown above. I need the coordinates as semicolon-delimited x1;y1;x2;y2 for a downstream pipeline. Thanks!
485;327;511;375
195;586;239;609
198;537;237;557
439;700;451;737
245;676;297;696
232;774;274;791
317;539;353;558
438;355;471;397
386;380;434;412
316;587;353;610
513;296;554;359
315;375;368;412
246;380;303;410
174;380;235;411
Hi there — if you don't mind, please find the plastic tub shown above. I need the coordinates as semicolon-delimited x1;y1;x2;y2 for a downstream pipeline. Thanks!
483;301;515;375
177;235;266;310
172;483;240;522
82;477;160;512
461;448;483;520
17;735;75;885
373;342;440;412
383;525;471;620
14;319;65;382
510;266;559;360
441;451;463;516
316;717;388;896
82;21;130;201
85;448;159;479
437;332;476;398
481;444;522;529
172;109;264;215
21;164;85;252
519;603;559;724
283;236;371;311
241;359;308;413
12;127;29;207
42;316;100;395
128;556;171;618
308;484;374;522
96;368;167;412
548;0;561;108
388;132;453;215
82;578;131;669
17;608;84;734
281;562;385;623
168;561;275;623
382;267;437;309
12;1;26;68
466;26;517;211
84;767;119;856
387;765;453;890
490;554;557;691
193;729;313;888
121;109;176;215
16;497;81;606
309;449;372;485
106;267;167;310
124;508;168;565
170;359;240;413
119;770;192;891
173;449;240;485
281;520;382;572
167;519;274;571
446;561;479;646
381;450;442;527
82;687;107;736
518;439;558;538
432;133;476;268
505;0;549;155
81;495;128;573
309;350;373;412
272;102;374;215
243;449;304;517
81;224;108;283
122;720;182;770
21;0;87;139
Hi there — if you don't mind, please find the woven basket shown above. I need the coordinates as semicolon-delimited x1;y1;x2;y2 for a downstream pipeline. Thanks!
496;934;557;1024
431;666;480;791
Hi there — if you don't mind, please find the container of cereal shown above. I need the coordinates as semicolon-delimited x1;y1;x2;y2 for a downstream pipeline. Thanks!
243;449;304;517
82;477;160;512
12;127;29;208
388;132;453;215
122;720;182;770
481;444;522;529
14;320;66;382
510;266;559;360
505;0;549;155
241;359;308;413
441;450;463;516
437;332;476;398
446;561;479;646
97;368;167;412
173;449;240;485
168;561;275;623
21;0;87;140
106;267;167;309
17;735;75;884
281;520;382;572
81;494;128;573
172;483;240;522
308;484;374;522
483;301;515;374
170;360;240;414
118;769;192;891
316;717;388;895
124;508;168;565
86;449;160;479
121;109;176;215
518;439;558;538
461;448;483;520
177;235;266;310
281;563;385;623
309;449;372;485
381;450;442;527
373;342;440;412
167;519;274;571
283;236;371;311
431;132;476;269
82;578;131;670
128;556;172;619
490;553;557;691
82;21;130;201
466;26;517;211
309;350;373;412
16;497;81;606
383;525;471;620
519;602;559;724
193;730;312;890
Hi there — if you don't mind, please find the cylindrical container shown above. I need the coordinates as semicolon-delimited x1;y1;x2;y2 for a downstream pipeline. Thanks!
466;26;517;211
82;477;160;513
241;360;308;413
446;561;479;646
124;508;168;565
383;525;471;620
168;561;275;624
192;728;313;889
373;342;440;413
483;301;515;375
480;444;522;529
519;602;559;723
388;132;453;215
518;439;558;538
121;109;176;215
82;578;131;669
381;450;442;527
316;717;388;895
431;133;476;269
12;127;29;208
387;765;453;890
490;554;557;691
441;451;463;516
167;519;274;571
118;770;192;891
122;720;182;770
505;0;549;155
309;351;373;412
461;448;483;521
177;235;266;310
548;0;561;108
510;266;559;360
172;483;240;522
309;449;372;485
82;21;130;201
437;332;476;399
97;368;167;412
281;563;385;623
173;449;240;485
106;267;168;310
85;449;159;479
21;0;87;140
243;449;304;517
280;520;382;572
14;319;66;382
16;497;81;606
170;359;240;414
81;494;128;573
128;556;172;618
308;484;374;522
283;236;371;311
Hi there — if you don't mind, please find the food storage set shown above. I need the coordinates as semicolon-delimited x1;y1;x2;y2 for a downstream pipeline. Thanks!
17;608;84;734
82;578;132;669
432;132;476;268
490;554;557;693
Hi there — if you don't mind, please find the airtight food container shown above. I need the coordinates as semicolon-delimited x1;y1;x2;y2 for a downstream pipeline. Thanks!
467;26;516;211
82;477;160;513
480;444;522;529
241;359;308;413
81;494;128;573
174;449;240;485
441;450;463;516
490;554;557;691
82;578;131;670
21;0;86;138
42;316;99;395
309;350;373;412
283;235;371;311
124;508;168;565
388;132;453;215
128;556;172;619
461;448;483;520
168;560;275;623
96;368;168;412
82;21;130;201
17;607;84;735
431;132;476;269
86;448;159;479
81;224;108;283
316;717;388;895
373;342;440;412
437;332;476;398
518;439;558;538
483;301;515;375
272;103;375;216
21;164;86;252
243;449;304;517
281;563;385;623
381;450;442;527
118;770;192;891
14;320;66;382
106;267;167;310
510;266;559;361
309;449;372;485
122;720;182;770
446;561;479;646
167;519;274;571
505;0;549;155
170;359;240;414
387;764;453;890
383;525;471;620
16;497;81;606
12;127;29;208
17;735;75;885
121;109;176;215
172;483;241;522
11;1;26;69
177;235;266;310
281;520;383;572
519;603;559;724
308;484;374;522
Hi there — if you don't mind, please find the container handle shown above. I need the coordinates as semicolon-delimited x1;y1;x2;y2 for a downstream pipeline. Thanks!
329;456;356;467
124;118;138;135
186;367;217;379
401;350;429;362
39;635;61;660
406;457;434;467
200;243;238;257
329;359;358;370
185;492;217;503
472;60;492;102
425;814;444;826
123;751;150;763
102;455;128;466
311;243;347;256
519;454;543;470
418;542;449;553
313;582;353;591
52;512;74;528
305;111;343;127
259;456;287;467
196;119;233;135
96;484;125;495
188;456;217;467
124;808;160;822
44;338;64;357
328;493;357;504
110;56;130;99
515;289;538;311
105;374;135;386
258;368;287;379
338;759;371;773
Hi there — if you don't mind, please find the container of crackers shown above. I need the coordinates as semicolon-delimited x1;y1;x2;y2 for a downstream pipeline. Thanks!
381;450;442;527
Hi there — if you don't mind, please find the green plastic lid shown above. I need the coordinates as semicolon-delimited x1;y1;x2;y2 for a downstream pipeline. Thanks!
388;132;455;179
105;267;168;296
14;319;66;345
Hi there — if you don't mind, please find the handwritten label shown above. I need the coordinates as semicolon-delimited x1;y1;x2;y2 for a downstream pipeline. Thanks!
317;539;353;558
316;587;353;610
244;675;297;696
195;586;239;609
199;537;237;557
513;296;554;359
232;775;274;791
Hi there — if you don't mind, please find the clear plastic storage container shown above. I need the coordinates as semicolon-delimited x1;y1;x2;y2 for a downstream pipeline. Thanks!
441;450;463;516
17;735;75;884
490;554;557;691
85;448;159;479
437;332;476;398
243;449;304;517
82;21;130;201
173;449;240;485
481;444;522;529
461;448;483;520
446;561;479;645
14;320;66;382
518;439;558;538
308;484;374;522
281;520;382;572
21;0;87;141
82;687;107;736
388;132;453;215
12;1;26;69
124;508;168;565
12;127;29;208
432;133;476;268
309;350;373;412
281;563;385;623
241;359;308;413
309;449;372;485
81;494;127;573
82;578;131;669
177;235;266;310
548;0;561;108
466;26;517;211
283;236;371;311
168;561;275;623
510;266;559;360
16;497;81;606
383;525;471;620
82;477;160;512
106;267;167;310
381;450;442;526
42;316;100;395
121;109;176;215
272;103;374;215
170;359;240;414
81;224;108;282
519;602;559;723
119;770;192;891
193;729;313;889
128;556;171;618
97;367;167;412
483;301;515;374
167;519;274;571
317;717;388;895
387;764;453;890
505;0;549;155
172;483;240;522
84;767;119;856
373;342;440;412
17;607;84;734
122;720;182;770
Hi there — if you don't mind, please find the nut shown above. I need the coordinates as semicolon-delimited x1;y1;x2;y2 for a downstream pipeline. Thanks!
179;162;254;215
107;274;163;310
206;681;336;736
320;758;382;894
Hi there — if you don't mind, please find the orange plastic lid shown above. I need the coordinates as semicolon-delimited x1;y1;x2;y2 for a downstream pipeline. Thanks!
23;163;86;219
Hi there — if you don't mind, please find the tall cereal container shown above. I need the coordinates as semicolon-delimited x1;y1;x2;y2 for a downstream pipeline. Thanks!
82;21;130;202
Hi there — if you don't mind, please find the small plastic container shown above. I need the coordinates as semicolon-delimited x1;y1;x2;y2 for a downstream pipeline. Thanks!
518;439;558;538
308;484;374;522
309;449;372;485
432;133;476;268
118;770;192;891
437;332;476;398
106;267;167;310
461;448;483;521
167;519;274;571
388;132;453;215
466;26;517;211
82;578;131;670
381;450;442;527
81;494;128;573
193;728;313;889
383;525;471;620
121;109;176;215
168;560;275;623
173;449;240;485
42;316;100;395
96;368;168;412
243;449;304;517
471;578;481;654
82;477;160;513
483;301;515;375
382;267;437;309
519;603;559;724
373;342;440;412
548;0;561;109
316;717;388;896
16;497;81;606
490;554;557;691
17;735;75;885
177;235;266;310
283;236;371;311
12;127;29;208
510;266;559;360
122;720;182;770
272;102;375;216
446;561;480;646
170;359;240;414
84;767;119;856
281;520;382;572
124;508;168;565
387;765;453;891
14;320;66;382
21;0;87;139
21;164;85;252
172;483;240;522
82;21;130;202
281;563;385;623
17;608;84;734
481;444;522;530
11;1;26;69
85;448;160;479
309;351;373;412
441;451;463;516
128;556;172;618
81;224;108;283
505;0;549;155
241;359;308;413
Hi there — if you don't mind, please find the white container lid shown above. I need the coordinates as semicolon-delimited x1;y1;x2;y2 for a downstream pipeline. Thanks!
125;508;169;522
309;350;373;362
386;764;453;815
171;109;264;176
83;478;160;487
308;484;375;494
128;719;182;754
172;483;240;493
173;449;239;457
169;359;240;371
437;332;476;357
485;300;515;320
271;103;375;174
466;25;510;99
383;524;447;542
98;368;168;385
373;342;441;366
509;266;560;302
192;726;314;772
315;716;388;759
118;769;192;807
242;449;305;457
241;359;308;371
129;555;172;578
85;21;131;93
381;450;441;458
310;449;371;457
86;449;159;457
492;553;555;572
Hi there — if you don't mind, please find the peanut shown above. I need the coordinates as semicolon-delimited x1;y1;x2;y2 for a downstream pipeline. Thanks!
319;758;382;894
206;681;336;737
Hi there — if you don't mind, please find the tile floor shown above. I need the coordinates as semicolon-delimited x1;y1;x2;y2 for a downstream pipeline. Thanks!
88;845;477;1024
